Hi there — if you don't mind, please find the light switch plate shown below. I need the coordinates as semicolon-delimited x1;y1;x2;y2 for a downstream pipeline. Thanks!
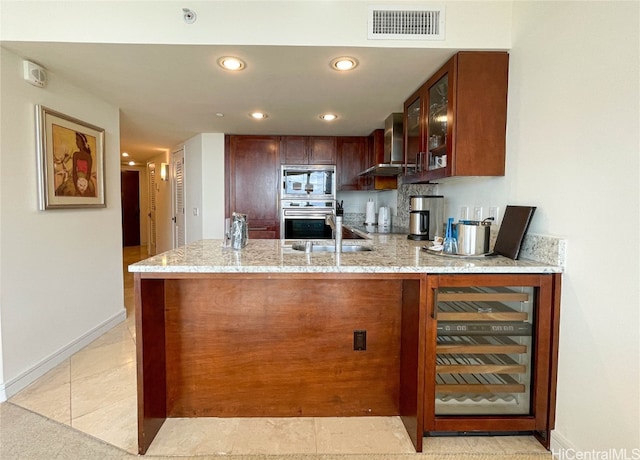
473;206;483;221
489;206;499;222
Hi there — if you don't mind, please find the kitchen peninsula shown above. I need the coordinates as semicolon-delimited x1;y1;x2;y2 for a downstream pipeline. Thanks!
130;233;562;455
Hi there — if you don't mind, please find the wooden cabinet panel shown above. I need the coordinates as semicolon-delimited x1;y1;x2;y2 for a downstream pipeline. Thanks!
247;223;278;240
361;129;397;191
404;51;508;183
337;136;366;191
280;136;307;164
369;129;385;166
226;135;280;239
309;136;337;164
163;277;404;417
454;52;508;176
280;136;336;165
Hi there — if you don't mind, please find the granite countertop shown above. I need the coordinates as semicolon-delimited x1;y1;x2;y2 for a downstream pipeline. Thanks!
129;232;563;275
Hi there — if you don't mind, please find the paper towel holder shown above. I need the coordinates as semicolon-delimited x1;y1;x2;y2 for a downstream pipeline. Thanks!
365;200;376;224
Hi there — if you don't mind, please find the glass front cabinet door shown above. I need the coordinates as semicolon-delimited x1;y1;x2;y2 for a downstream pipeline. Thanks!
403;90;425;173
424;274;560;448
426;73;450;175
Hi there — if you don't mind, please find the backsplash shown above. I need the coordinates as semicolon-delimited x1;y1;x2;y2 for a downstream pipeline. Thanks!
519;234;567;267
339;179;566;268
488;228;566;267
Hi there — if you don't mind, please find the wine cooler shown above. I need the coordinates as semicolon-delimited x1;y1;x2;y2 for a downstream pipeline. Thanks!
422;274;561;449
423;274;560;448
434;285;534;415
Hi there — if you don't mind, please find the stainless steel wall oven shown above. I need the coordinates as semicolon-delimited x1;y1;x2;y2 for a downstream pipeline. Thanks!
280;200;335;239
280;165;336;240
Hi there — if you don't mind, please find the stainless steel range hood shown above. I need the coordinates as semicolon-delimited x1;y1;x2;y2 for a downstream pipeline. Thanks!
359;113;408;176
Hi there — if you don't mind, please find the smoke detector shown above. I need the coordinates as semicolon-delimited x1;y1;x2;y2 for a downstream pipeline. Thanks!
23;60;47;88
183;8;196;24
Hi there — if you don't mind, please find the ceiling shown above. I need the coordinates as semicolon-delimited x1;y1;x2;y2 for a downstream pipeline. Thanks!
2;42;456;165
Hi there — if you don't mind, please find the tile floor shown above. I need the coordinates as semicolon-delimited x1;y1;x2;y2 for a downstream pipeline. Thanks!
8;245;551;457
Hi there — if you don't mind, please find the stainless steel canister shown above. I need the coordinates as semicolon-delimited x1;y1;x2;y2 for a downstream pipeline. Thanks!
454;221;491;255
230;212;248;250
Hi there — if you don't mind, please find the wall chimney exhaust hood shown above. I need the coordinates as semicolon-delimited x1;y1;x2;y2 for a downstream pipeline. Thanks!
359;113;409;176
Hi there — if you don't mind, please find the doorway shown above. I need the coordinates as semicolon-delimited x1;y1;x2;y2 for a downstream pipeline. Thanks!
121;170;141;246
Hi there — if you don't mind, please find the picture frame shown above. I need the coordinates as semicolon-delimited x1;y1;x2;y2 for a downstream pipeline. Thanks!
35;105;106;209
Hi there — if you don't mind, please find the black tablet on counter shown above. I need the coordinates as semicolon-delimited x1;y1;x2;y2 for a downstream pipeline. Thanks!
486;205;536;260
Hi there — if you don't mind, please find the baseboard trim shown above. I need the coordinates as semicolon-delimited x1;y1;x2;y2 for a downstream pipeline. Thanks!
0;308;127;401
550;430;576;458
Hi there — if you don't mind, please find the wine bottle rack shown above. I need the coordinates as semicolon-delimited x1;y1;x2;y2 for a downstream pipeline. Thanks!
434;286;534;415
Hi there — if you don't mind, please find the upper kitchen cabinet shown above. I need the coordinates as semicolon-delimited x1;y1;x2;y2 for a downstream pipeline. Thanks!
403;51;509;183
280;136;336;165
337;136;367;191
360;129;398;191
226;135;280;239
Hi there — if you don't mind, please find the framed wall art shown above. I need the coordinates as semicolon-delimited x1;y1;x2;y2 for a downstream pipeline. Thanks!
35;105;106;209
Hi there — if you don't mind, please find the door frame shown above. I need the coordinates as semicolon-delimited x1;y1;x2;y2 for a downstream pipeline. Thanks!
171;147;186;248
146;162;157;255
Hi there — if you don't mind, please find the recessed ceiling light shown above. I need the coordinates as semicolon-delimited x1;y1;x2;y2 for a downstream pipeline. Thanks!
128;161;135;166
121;152;129;157
217;56;246;71
249;112;268;119
320;113;338;121
330;57;359;71
215;113;224;117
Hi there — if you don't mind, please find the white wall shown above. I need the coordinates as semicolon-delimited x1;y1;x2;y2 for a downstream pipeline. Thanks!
183;137;203;243
0;1;512;50
0;47;125;399
201;133;226;239
338;190;398;220
438;2;640;452
177;133;225;244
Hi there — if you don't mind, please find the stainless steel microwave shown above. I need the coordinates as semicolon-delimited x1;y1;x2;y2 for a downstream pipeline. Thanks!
281;165;336;200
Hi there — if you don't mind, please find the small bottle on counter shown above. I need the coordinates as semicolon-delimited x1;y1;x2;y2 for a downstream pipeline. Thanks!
443;217;458;254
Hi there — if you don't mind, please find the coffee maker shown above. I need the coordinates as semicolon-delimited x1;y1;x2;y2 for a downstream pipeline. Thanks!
408;195;444;241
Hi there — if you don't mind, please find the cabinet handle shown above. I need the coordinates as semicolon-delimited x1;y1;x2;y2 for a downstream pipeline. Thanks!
416;152;426;172
249;227;268;231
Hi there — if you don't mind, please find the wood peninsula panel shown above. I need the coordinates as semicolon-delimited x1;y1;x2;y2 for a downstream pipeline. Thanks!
135;275;167;455
163;277;404;417
398;279;424;452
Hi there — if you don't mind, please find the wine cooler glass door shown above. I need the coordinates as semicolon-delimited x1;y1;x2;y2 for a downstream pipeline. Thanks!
434;285;535;416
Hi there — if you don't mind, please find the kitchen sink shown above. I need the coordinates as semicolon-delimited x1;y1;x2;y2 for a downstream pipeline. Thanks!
291;243;373;253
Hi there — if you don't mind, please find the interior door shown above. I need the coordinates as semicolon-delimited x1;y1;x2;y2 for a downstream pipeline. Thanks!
121;170;141;246
147;163;157;255
172;148;186;248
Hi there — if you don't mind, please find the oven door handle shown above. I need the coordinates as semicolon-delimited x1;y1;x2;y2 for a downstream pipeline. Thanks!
283;211;332;219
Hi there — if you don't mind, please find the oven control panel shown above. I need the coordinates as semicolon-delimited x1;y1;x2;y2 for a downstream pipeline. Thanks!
281;200;335;210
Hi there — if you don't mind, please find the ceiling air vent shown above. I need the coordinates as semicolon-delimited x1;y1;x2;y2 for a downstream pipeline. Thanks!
368;6;445;40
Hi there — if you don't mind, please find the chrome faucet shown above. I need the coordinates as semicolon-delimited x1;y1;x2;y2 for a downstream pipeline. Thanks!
325;214;343;253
